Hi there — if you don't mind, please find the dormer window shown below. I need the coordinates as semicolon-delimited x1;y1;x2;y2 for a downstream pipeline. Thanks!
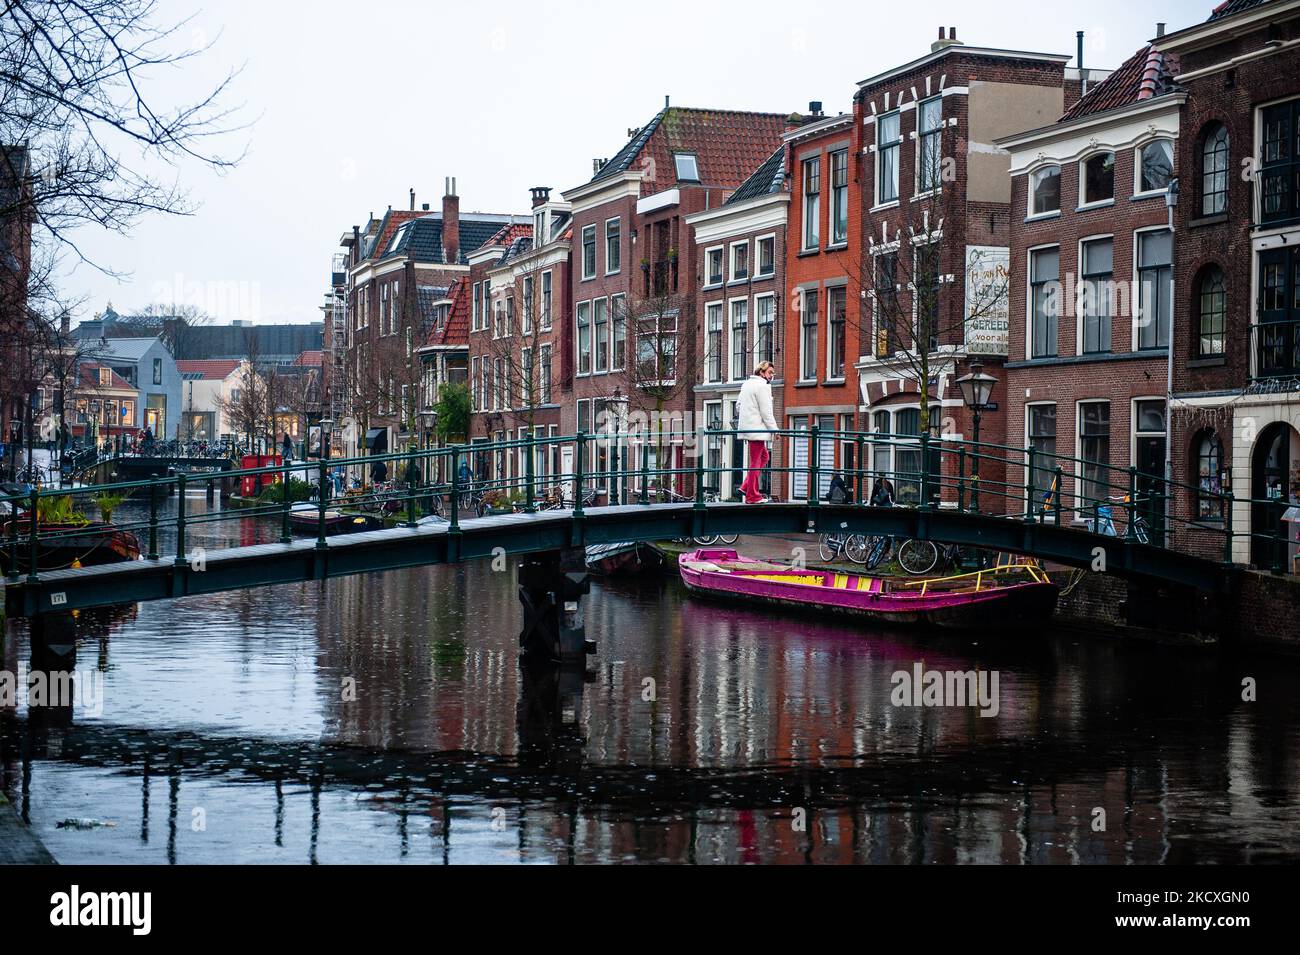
674;153;700;182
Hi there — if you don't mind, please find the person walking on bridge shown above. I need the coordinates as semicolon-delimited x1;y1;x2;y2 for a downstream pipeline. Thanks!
736;361;778;504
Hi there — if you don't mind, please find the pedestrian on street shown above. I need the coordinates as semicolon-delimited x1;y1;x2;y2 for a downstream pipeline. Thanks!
281;433;293;462
736;360;778;504
870;476;895;507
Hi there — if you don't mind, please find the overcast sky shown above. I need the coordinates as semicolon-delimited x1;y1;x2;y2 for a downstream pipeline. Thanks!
66;0;1209;327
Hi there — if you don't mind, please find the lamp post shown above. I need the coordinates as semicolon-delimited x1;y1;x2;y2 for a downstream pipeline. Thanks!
955;359;997;514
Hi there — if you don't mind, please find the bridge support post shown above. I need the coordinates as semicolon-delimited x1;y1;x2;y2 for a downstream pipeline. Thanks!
518;548;593;664
27;611;78;728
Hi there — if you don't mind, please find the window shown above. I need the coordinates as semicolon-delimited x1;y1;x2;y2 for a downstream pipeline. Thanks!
99;367;112;387
541;271;552;329
894;408;923;505
1078;402;1110;509
755;294;775;366
706;247;724;286
729;299;748;381
874;251;900;357
1080;237;1113;354
605;218;621;274
1030;247;1060;358
1027;404;1057;503
827;285;846;380
830;150;849;244
1138;140;1174;193
594;298;609;373
1261;98;1300;225
704;402;723;492
800;288;818;381
871;410;891;485
877;111;900;204
521;348;533;406
730;241;749;282
1082;153;1115;205
472;282;482;331
406;325;413;357
471;357;480;409
674;152;700;182
756;235;775;277
581;224;596;279
153;358;162;385
915;244;940;353
522;276;533;334
1137;230;1172;349
539;345;552;404
505;294;514;336
576;301;592;375
1201;123;1229;216
705;302;724;383
918;96;943;192
636;312;678;384
612;294;626;371
1030;165;1061;215
1197;266;1226;357
492;359;503;410
1257;246;1300;377
802;157;820;251
391;280;400;334
1195;431;1223;520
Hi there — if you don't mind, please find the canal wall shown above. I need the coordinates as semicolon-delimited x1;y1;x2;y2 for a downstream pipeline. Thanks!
0;792;56;864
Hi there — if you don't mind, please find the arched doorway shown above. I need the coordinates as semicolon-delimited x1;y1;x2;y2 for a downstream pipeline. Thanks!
1250;422;1297;568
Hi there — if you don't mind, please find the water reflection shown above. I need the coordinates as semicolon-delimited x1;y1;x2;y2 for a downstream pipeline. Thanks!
2;498;1298;863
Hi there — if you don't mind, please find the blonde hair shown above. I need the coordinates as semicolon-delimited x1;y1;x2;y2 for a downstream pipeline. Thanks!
753;361;775;376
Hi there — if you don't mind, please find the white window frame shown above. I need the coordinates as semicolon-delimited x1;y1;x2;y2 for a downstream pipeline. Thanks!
729;239;750;284
829;148;850;246
1132;225;1173;351
753;291;776;367
798;286;819;383
1075;399;1112;513
1028;164;1062;218
874;110;901;209
802;156;820;252
1026;242;1061;360
541;269;553;330
1076;232;1115;356
704;245;725;287
728;295;749;382
576;299;592;377
1078;151;1117;210
581;224;597;280
1133;137;1175;199
604;216;621;275
825;283;847;383
1024;400;1059;505
704;300;724;384
915;95;944;196
755;233;776;278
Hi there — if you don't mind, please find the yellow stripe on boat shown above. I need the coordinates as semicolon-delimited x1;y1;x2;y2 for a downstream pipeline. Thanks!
834;574;849;589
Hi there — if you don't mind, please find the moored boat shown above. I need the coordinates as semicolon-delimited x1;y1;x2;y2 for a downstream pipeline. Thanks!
585;541;668;575
287;502;384;535
0;519;141;574
677;548;1058;631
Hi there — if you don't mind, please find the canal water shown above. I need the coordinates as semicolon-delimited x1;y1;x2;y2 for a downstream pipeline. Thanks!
2;492;1298;864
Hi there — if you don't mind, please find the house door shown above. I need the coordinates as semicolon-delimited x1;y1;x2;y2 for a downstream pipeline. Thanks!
1251;423;1293;567
1134;400;1166;543
145;408;162;435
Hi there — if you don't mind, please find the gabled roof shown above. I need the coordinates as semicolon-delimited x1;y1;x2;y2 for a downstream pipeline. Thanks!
1209;0;1275;19
1060;44;1180;121
79;364;135;391
724;146;786;205
422;277;470;349
588;106;788;190
91;337;164;361
176;359;241;380
378;212;529;265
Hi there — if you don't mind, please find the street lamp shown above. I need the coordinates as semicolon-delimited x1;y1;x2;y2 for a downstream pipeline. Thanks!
955;359;997;513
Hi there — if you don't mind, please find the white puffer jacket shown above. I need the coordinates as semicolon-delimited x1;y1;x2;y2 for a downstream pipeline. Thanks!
736;374;778;437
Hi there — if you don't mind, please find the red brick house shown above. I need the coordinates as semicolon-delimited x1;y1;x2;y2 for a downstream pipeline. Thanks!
1159;0;1300;568
559;102;788;499
686;144;789;499
999;42;1182;532
854;30;1082;508
784;106;862;501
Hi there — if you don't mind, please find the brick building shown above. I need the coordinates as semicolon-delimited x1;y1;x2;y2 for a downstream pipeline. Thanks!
559;102;788;499
685;144;789;499
853;30;1082;508
998;41;1181;532
783;106;863;501
336;180;525;465
1159;0;1300;567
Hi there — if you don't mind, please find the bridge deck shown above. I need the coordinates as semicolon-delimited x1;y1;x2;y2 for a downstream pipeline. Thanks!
3;502;1236;618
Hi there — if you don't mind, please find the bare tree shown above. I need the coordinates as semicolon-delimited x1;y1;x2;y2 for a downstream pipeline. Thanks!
113;302;212;360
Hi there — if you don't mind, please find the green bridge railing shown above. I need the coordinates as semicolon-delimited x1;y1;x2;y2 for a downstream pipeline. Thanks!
1;427;1293;584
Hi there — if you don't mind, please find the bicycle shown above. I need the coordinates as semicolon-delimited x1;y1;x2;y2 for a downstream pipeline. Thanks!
1089;495;1150;544
819;532;870;564
896;539;968;576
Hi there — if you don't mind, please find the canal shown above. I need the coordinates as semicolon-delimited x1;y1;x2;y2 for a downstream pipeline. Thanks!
2;491;1298;863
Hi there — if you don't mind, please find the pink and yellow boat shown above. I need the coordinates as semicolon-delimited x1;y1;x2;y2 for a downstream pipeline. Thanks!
678;548;1058;631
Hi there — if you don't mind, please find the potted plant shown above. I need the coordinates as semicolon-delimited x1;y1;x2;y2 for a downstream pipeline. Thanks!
94;492;127;523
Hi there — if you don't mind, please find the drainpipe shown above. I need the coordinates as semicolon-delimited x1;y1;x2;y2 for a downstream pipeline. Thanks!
1164;179;1179;545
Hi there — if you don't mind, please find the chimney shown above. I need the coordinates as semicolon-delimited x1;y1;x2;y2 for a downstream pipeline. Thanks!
442;177;459;265
931;26;963;53
422;203;429;211
530;186;551;208
60;312;70;335
1156;22;1166;37
809;100;824;117
409;188;415;211
1077;30;1089;96
785;111;805;133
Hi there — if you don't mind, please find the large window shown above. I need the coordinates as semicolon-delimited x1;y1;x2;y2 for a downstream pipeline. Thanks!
611;294;626;371
1078;402;1111;509
705;302;723;383
594;297;609;373
1030;165;1061;216
1080;237;1113;354
877;111;900;204
576;301;591;375
755;294;775;365
730;241;749;282
539;344;552;404
1137;230;1172;349
1261;98;1300;225
1197;266;1226;357
1027;404;1058;504
581;224;596;279
800;288;818;381
706;247;724;286
830;150;849;244
894;408;924;505
729;299;748;381
827;285;846;380
522;277;533;334
915;244;940;353
605;217;621;274
541;271;552;329
1258;245;1300;377
756;236;775;277
1194;431;1223;520
1201;123;1229;216
874;251;899;357
918;96;943;192
802;157;820;251
1138;140;1174;193
1030;247;1059;358
1082;152;1115;205
636;312;678;384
